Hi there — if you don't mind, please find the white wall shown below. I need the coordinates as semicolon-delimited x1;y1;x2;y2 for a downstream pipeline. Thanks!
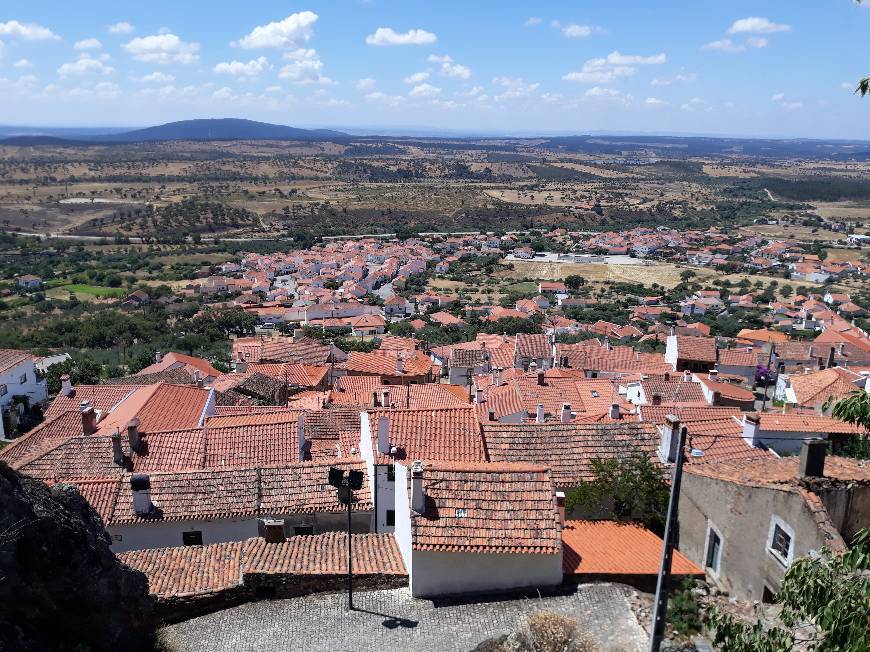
664;335;678;370
109;517;256;553
409;550;563;598
394;462;413;574
0;358;48;438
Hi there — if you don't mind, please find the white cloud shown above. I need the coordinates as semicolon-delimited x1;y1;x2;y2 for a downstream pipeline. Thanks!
771;92;802;111
365;27;437;46
213;56;270;77
108;22;135;35
278;48;333;84
364;91;404;106
212;86;234;100
680;97;706;111
428;54;471;79
746;37;768;49
74;38;102;50
728;17;791;34
770;92;785;102
432;99;462;110
57;54;114;77
525;17;542;26
137;71;175;83
403;71;430;84
355;77;376;90
651;73;696;86
13;58;33;69
123;33;200;64
409;82;441;97
645;97;665;105
492;76;539;101
563;51;665;84
841;81;854;90
702;38;744;53
0;20;59;41
585;86;619;98
233;11;318;49
561;24;592;38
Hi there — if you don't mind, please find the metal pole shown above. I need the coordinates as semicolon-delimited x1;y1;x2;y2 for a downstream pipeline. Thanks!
649;425;689;652
760;344;776;413
347;484;353;610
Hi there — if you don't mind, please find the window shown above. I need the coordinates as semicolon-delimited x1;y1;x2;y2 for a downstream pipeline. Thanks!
386;465;395;482
293;525;314;536
182;531;203;546
385;510;395;527
455;507;468;518
767;517;794;566
705;528;722;573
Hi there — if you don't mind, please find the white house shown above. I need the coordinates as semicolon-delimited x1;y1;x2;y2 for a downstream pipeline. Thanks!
394;460;563;597
0;349;48;439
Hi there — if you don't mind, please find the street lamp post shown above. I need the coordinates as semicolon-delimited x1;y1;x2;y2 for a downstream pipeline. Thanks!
329;466;364;611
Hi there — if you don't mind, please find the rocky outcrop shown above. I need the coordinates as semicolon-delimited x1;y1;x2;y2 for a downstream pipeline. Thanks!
0;462;153;652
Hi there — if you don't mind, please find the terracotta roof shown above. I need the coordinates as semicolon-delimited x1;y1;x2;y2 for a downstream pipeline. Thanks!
345;350;433;378
0;348;31;375
0;411;84;469
757;413;861;435
233;336;337;365
788;368;862;407
408;461;562;555
675;336;717;363
43;385;138;420
58;477;121;524
638;405;741;423
110;384;211;434
483;422;659;486
516;333;551;359
119;533;405;599
680;418;776;464
685;455;869;487
556;341;670;375
378;335;418;352
258;459;371;514
562;520;702;576
118;542;243;598
245;363;328;387
136;352;222;381
244;532;405;576
717;348;762;367
696;375;755;402
103;368;194;386
640;380;706;404
331;382;468;410
364;407;485;464
205;421;301;468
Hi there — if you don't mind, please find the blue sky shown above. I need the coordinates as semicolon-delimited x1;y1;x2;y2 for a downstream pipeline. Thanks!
1;1;869;138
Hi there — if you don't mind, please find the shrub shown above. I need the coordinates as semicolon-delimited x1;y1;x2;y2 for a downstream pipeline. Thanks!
516;611;598;652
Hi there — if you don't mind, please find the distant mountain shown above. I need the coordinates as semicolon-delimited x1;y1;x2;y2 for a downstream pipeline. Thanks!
0;119;349;145
100;118;349;142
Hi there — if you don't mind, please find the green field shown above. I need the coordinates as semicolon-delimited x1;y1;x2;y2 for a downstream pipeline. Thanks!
62;284;126;298
503;281;539;295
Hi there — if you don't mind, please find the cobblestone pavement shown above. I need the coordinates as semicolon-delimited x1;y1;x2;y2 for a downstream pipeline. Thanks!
159;583;649;652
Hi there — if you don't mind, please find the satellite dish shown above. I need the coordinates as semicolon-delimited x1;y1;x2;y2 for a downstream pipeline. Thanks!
690;449;705;458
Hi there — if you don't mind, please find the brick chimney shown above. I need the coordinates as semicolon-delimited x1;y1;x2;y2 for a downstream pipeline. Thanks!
799;439;826;478
560;403;572;423
536;403;545;423
651;393;662;406
555;491;566;527
396;357;404;375
127;418;141;454
130;474;153;517
742;413;762;447
80;401;97;436
297;413;306;461
61;374;73;397
537;370;545;386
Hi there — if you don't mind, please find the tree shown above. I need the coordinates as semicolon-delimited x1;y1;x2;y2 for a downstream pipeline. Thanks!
705;529;870;652
565;274;586;289
826;390;870;458
44;356;102;394
680;270;696;282
565;454;670;534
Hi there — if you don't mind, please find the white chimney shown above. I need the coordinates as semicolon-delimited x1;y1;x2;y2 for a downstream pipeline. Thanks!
381;389;390;408
560;403;572;423
742;413;762;447
495;368;503;386
130;474;153;517
61;374;73;397
297;413;306;461
475;388;484;404
154;351;162;364
80;401;97;436
396;357;405;374
709;369;719;381
377;415;391;455
193;370;203;388
609;403;621;420
127;418;141;454
536;403;545;423
411;460;426;513
660;415;681;463
683;370;691;382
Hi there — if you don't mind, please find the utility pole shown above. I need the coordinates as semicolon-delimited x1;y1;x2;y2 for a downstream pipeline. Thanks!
649;425;689;652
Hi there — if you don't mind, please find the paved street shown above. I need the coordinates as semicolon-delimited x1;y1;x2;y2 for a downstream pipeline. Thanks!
159;584;648;652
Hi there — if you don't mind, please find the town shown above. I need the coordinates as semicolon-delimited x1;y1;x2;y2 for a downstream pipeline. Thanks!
2;218;868;650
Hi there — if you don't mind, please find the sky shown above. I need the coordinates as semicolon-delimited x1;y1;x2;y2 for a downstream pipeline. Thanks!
1;1;869;138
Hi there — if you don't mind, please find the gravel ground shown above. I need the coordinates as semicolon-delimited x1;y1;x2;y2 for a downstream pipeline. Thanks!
158;583;649;652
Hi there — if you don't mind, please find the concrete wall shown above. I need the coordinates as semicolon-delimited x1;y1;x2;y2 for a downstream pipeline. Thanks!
394;463;413;575
679;473;837;601
817;485;870;544
408;550;563;598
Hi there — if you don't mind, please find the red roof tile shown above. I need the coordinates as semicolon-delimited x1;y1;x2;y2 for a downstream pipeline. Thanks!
365;407;485;464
